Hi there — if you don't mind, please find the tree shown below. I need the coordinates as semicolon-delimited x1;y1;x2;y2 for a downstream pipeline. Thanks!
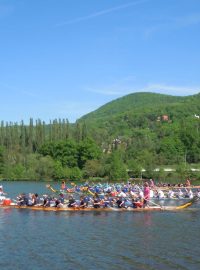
77;138;101;169
83;159;102;178
127;159;142;178
68;167;82;181
105;151;128;181
53;160;67;179
0;146;4;176
35;156;55;180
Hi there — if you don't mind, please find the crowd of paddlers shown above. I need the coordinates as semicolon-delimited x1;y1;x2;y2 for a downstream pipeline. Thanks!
1;179;200;209
11;179;200;209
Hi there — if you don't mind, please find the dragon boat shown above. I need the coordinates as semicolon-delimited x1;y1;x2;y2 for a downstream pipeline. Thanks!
0;196;198;212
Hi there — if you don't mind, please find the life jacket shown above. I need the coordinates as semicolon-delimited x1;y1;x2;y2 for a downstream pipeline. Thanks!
134;201;143;208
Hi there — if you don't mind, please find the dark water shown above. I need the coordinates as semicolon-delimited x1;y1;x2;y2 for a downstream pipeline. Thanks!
0;182;200;270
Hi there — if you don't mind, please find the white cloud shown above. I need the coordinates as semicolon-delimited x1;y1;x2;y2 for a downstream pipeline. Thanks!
139;83;200;96
85;82;200;97
55;0;148;26
85;75;137;96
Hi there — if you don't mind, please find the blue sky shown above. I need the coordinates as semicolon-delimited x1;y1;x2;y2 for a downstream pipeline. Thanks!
0;0;200;123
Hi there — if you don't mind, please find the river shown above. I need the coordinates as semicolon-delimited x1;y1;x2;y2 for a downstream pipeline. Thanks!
0;181;200;270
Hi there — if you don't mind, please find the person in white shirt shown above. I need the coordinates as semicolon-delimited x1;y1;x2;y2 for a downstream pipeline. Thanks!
150;189;154;198
0;185;6;202
185;188;193;199
177;189;184;199
157;189;165;199
168;189;175;198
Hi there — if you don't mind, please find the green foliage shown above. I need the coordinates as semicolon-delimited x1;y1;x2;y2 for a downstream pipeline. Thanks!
77;138;102;169
53;160;67;179
39;140;78;167
83;159;103;178
1;92;200;181
104;151;128;181
67;167;82;181
3;164;26;180
34;156;55;180
158;137;185;164
0;145;4;175
127;159;142;178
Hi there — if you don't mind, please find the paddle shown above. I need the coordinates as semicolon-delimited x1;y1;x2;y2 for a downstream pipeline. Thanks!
46;184;59;193
145;198;163;208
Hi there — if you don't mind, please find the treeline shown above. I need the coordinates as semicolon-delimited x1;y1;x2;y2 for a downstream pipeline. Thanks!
1;92;200;182
0;116;200;183
0;119;129;181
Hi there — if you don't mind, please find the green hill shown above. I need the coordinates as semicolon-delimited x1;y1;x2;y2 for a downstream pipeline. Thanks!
1;91;200;181
77;92;200;126
77;92;200;168
79;92;188;122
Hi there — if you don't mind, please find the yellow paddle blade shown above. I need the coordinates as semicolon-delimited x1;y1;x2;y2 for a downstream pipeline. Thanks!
87;189;95;196
46;184;57;193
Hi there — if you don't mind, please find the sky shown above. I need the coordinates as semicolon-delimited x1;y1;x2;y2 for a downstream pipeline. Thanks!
0;0;200;124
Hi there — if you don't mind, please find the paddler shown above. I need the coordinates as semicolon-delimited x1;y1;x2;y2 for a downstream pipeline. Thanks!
132;197;143;208
68;195;76;207
0;185;6;202
143;182;150;208
101;196;110;208
168;189;175;199
93;196;101;208
61;181;66;190
0;185;6;195
185;178;191;187
115;196;125;208
149;179;155;188
185;188;193;199
157;189;165;199
79;196;87;208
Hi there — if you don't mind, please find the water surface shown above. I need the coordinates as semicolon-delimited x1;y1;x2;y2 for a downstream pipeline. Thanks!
0;181;200;270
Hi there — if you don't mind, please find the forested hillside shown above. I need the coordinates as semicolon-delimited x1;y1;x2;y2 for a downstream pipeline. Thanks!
1;92;200;182
80;92;185;122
